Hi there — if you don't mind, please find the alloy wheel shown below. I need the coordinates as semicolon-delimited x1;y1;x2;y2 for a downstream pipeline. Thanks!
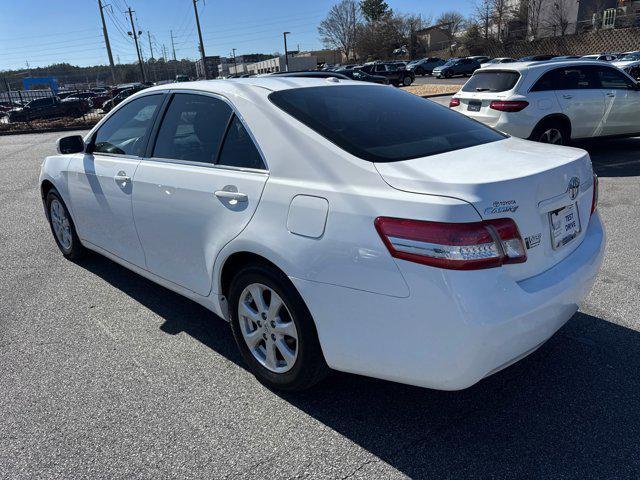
50;199;72;251
238;283;299;373
539;128;564;145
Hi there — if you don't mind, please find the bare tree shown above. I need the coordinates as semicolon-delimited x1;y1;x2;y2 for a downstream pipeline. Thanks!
526;0;548;38
545;0;572;35
318;0;362;61
492;0;514;41
436;11;466;40
474;0;493;40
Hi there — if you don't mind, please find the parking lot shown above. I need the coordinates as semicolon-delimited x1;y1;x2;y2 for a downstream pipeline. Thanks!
1;123;639;478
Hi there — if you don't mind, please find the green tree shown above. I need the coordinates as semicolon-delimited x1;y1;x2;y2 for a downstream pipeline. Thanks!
360;0;391;22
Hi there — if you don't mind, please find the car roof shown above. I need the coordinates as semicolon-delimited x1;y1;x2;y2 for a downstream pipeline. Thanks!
140;77;382;96
480;59;610;73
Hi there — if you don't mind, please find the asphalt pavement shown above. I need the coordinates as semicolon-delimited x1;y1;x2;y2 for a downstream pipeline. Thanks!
1;126;639;479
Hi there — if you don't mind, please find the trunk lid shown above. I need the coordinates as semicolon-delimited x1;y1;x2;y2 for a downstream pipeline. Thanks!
375;137;595;281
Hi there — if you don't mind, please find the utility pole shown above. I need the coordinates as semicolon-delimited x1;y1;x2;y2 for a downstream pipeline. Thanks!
147;31;154;59
98;0;117;84
192;0;208;79
231;48;237;75
283;32;290;72
170;30;177;61
126;7;146;82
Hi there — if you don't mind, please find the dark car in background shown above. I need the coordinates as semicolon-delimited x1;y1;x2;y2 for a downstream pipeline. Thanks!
335;68;389;84
101;83;146;113
406;57;445;76
432;58;481;78
7;96;89;123
358;62;414;86
468;55;492;64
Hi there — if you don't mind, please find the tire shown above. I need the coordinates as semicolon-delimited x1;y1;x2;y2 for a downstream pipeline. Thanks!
229;263;328;391
444;70;453;79
45;188;86;260
402;75;413;86
416;67;425;76
530;119;570;145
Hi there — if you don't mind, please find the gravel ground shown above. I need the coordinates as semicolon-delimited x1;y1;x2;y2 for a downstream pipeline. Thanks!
1;127;639;479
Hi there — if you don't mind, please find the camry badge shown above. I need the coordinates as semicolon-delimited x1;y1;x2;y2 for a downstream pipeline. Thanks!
568;177;580;200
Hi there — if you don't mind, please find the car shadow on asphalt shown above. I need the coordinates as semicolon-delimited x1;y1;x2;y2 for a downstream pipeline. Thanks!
77;253;639;479
576;137;640;177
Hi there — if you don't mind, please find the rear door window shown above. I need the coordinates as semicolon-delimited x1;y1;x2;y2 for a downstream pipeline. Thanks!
217;116;265;170
269;85;505;163
462;71;520;92
152;93;232;164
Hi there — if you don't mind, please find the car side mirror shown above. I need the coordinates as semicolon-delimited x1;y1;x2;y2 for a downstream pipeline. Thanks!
57;135;85;155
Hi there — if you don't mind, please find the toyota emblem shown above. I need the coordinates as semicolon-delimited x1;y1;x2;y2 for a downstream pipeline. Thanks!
568;177;580;200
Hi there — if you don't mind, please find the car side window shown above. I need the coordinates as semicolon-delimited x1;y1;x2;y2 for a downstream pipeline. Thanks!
217;115;265;170
531;69;562;91
152;93;232;164
558;67;599;90
93;94;163;156
597;67;636;89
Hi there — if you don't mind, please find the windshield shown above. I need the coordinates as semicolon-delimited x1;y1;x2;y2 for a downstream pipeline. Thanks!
461;71;520;92
442;59;458;66
269;85;504;163
619;53;640;61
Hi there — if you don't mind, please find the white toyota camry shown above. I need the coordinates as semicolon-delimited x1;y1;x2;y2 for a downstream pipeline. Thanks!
40;77;605;391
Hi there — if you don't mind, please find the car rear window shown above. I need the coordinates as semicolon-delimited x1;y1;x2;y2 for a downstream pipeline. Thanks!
268;85;505;163
462;71;520;92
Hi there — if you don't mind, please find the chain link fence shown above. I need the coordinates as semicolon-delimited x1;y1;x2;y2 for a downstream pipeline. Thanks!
0;87;113;135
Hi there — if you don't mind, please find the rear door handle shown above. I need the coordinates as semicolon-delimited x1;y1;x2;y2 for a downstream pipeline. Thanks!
214;190;248;203
114;171;131;184
606;92;616;97
562;94;573;99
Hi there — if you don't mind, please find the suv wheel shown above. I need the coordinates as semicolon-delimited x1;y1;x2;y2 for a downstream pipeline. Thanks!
402;75;413;86
530;120;570;145
229;263;328;391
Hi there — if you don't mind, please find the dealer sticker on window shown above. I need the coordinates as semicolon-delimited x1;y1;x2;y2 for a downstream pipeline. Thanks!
549;203;581;250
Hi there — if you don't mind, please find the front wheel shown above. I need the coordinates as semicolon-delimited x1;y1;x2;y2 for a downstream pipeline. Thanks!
45;189;86;260
229;264;328;391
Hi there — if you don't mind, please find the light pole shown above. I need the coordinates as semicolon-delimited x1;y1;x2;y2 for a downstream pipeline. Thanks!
283;31;290;72
231;48;237;76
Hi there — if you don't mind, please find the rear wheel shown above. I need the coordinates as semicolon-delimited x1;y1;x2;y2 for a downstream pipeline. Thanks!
530;120;570;145
229;264;328;391
402;75;413;86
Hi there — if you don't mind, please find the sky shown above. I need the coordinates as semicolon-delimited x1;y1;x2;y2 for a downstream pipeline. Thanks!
0;0;473;71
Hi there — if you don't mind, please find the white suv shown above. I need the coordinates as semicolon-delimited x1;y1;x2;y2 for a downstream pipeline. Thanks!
450;60;640;144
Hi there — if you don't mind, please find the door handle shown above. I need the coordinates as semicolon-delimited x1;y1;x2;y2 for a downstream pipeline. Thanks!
606;92;616;97
114;171;131;185
562;94;573;99
214;190;248;203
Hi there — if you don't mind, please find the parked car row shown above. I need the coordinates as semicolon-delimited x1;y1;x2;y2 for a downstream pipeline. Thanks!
449;59;640;145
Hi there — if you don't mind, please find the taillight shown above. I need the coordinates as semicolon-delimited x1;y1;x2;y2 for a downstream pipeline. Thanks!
449;98;460;108
375;217;527;270
489;100;529;112
591;174;598;215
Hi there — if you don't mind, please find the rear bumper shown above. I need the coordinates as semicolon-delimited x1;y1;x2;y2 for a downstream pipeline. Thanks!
292;212;605;390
